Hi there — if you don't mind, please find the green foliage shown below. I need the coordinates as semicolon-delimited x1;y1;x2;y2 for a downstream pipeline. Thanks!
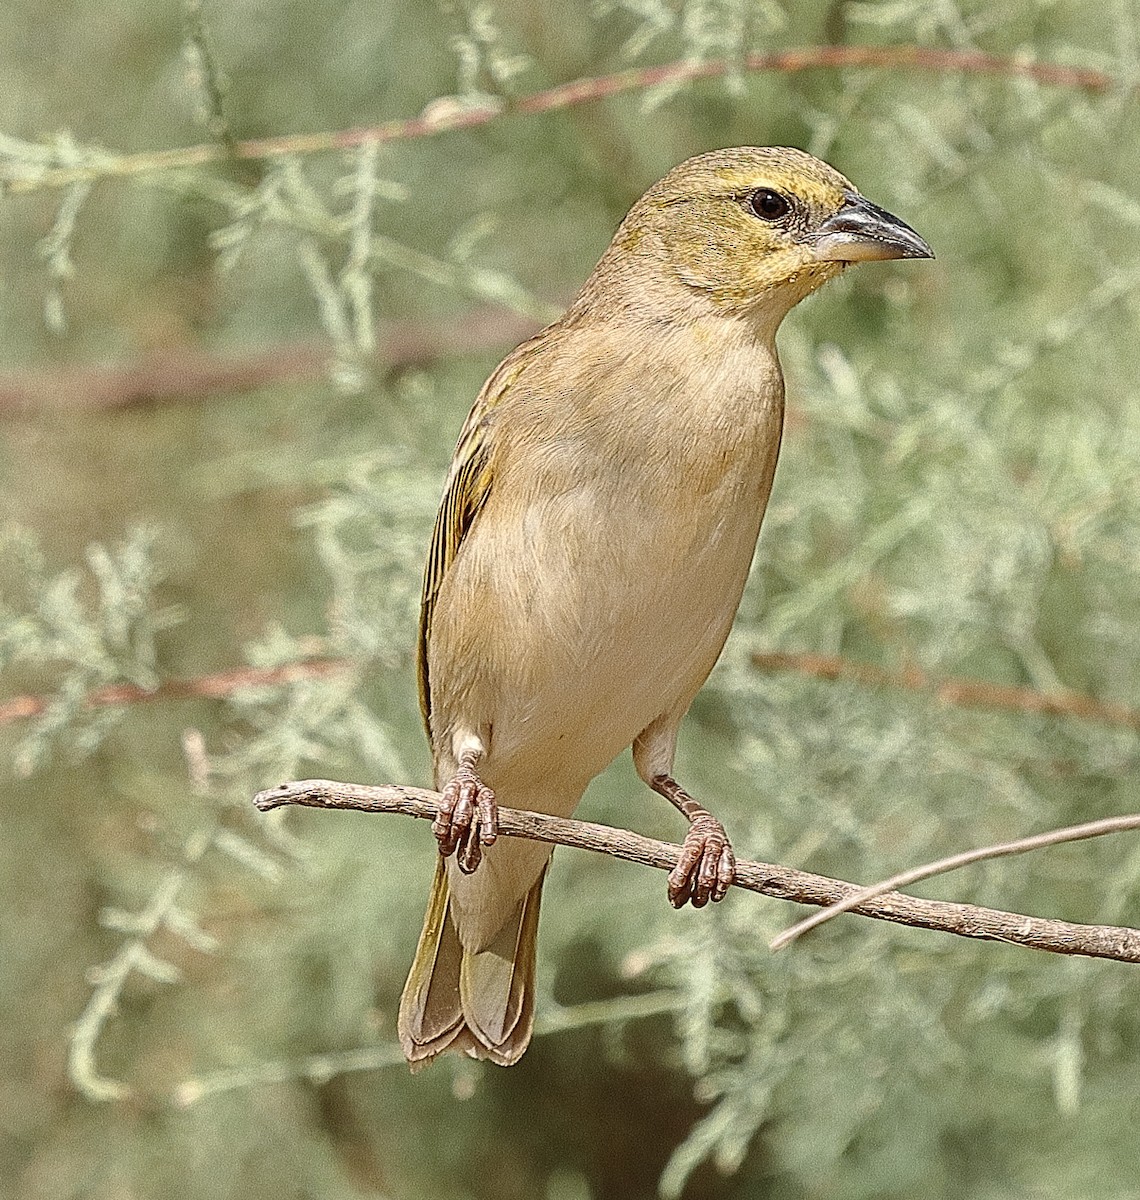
4;1;1140;1197
0;524;182;774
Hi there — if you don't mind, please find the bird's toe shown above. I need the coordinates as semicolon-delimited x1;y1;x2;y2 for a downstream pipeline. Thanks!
669;815;735;909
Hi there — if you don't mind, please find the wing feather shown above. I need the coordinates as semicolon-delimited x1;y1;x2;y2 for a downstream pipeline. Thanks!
417;329;554;733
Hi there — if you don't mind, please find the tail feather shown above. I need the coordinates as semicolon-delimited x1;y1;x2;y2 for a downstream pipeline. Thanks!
460;867;543;1049
397;859;465;1064
398;858;545;1068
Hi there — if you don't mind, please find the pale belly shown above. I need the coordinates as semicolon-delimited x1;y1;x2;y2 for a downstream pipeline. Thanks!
428;468;768;795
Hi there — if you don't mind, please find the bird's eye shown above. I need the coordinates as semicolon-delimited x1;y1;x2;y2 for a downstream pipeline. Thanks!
749;189;791;221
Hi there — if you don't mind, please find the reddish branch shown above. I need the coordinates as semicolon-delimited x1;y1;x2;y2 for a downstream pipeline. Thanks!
751;651;1140;734
0;309;542;412
4;652;1137;738
2;45;1118;197
0;658;352;725
1;44;1120;411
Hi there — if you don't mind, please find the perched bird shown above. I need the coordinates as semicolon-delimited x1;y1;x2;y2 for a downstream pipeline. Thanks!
398;146;932;1067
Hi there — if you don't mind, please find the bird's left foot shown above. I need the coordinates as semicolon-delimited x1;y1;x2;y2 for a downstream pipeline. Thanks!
650;774;735;908
433;750;497;874
669;812;735;908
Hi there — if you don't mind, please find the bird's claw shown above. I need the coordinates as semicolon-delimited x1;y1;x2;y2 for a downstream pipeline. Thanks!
433;763;497;874
668;814;735;909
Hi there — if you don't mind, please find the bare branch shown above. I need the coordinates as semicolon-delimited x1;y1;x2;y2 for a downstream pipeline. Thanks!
752;651;1140;734
253;779;1140;966
3;46;1119;197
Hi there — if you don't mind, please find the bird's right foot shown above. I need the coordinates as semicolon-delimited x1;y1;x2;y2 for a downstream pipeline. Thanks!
433;750;497;874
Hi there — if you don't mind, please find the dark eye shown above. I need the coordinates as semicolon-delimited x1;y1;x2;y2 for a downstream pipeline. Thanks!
749;188;791;221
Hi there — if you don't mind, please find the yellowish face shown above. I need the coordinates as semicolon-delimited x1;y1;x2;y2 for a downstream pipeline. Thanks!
624;146;931;315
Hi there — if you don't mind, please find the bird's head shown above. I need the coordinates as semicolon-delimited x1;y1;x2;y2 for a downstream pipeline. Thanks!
598;146;932;332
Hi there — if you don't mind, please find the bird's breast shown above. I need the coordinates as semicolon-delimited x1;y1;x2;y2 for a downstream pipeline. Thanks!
429;354;784;789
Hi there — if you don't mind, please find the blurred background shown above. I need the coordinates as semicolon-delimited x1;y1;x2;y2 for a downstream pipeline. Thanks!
4;1;1140;1196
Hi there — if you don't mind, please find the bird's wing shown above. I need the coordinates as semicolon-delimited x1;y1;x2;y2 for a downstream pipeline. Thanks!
417;329;554;733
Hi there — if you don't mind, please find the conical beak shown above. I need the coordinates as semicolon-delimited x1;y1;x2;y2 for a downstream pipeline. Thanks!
812;193;933;263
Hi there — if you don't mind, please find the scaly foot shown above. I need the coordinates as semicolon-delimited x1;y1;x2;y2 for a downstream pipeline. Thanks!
668;812;735;909
649;774;735;908
433;750;497;874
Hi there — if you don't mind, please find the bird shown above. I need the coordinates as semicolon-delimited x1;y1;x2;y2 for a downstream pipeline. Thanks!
398;146;932;1068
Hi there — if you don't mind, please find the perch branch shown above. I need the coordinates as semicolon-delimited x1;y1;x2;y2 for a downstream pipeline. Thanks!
3;46;1120;197
254;779;1140;966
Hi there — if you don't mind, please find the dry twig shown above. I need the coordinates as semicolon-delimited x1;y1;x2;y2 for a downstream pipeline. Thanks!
254;779;1140;965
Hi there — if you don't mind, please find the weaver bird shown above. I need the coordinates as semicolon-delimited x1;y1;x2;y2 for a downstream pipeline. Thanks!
399;146;931;1067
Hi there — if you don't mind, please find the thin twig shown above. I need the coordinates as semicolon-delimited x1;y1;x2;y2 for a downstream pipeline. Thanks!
253;779;1140;965
2;46;1120;197
0;658;351;726
751;651;1140;734
770;812;1140;951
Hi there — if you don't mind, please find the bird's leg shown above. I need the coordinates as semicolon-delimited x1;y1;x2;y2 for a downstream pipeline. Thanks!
650;774;736;909
433;746;498;875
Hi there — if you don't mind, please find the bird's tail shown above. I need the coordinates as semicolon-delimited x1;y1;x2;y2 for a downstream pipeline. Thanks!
398;858;545;1068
